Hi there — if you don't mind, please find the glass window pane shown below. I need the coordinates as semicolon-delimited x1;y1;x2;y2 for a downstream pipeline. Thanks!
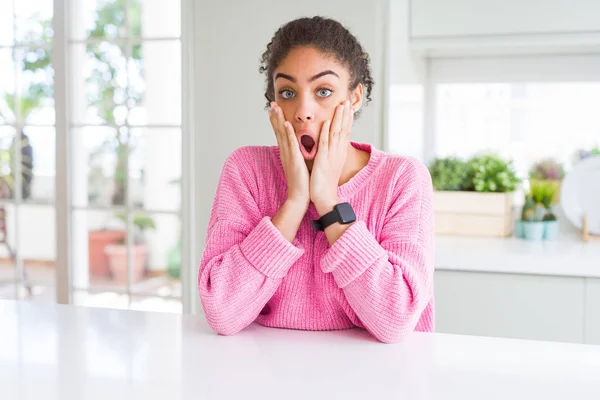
16;47;54;126
70;0;127;41
129;128;181;211
130;0;181;38
0;284;17;299
130;212;180;299
72;209;128;291
435;82;600;177
128;41;181;126
0;204;16;297
0;127;16;200
71;43;128;125
74;126;128;207
0;0;14;45
23;126;55;203
18;204;55;291
0;49;16;125
17;284;54;301
14;1;53;45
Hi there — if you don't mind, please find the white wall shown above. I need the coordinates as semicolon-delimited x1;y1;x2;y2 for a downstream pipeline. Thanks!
410;0;600;38
193;0;388;312
386;0;427;161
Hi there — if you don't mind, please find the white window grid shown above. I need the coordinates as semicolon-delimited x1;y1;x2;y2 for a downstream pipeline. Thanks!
0;0;196;313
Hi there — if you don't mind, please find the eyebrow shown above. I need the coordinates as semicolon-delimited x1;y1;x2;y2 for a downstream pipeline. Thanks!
275;70;340;83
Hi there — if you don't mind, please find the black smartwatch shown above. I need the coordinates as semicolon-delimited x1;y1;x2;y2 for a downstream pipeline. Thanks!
312;202;356;232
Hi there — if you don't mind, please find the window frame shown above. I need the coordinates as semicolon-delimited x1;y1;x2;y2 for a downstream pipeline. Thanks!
51;0;196;313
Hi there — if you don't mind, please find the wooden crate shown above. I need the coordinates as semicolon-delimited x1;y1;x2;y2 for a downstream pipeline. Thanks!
433;191;513;237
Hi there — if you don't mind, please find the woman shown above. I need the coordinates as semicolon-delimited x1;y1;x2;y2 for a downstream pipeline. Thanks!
198;16;435;343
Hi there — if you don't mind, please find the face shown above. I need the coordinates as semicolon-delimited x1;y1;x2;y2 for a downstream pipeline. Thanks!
272;46;362;161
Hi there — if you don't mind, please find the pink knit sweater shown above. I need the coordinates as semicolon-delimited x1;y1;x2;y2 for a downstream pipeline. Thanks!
198;142;435;343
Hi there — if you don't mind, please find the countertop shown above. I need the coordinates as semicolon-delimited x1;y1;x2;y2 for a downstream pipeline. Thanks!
1;300;600;399
435;234;600;278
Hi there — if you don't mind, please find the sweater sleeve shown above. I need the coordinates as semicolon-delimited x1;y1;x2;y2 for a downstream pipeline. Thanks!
198;149;305;336
319;159;435;343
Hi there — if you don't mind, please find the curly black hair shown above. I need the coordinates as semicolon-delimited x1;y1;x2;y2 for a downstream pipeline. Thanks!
259;16;374;119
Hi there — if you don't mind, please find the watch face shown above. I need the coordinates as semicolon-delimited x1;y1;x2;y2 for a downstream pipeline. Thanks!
336;202;356;224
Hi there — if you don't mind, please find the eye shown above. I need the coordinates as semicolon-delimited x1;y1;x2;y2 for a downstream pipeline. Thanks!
317;88;333;98
279;89;295;100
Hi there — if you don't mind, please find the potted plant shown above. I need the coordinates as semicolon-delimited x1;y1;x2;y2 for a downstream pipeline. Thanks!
105;213;156;284
429;153;521;237
519;193;545;241
517;180;560;241
540;180;560;240
529;158;565;181
529;179;549;221
87;143;127;278
429;157;471;191
574;146;600;164
529;158;565;204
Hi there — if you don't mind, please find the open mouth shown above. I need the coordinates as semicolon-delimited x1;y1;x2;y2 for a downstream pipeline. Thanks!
300;135;315;153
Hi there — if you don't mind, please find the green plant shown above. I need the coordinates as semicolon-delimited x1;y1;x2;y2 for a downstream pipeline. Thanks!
521;194;537;222
529;158;565;181
428;157;471;191
468;154;521;193
114;212;156;244
542;209;557;222
529;179;559;221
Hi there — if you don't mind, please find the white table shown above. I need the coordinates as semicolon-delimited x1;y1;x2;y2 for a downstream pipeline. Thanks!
1;300;600;400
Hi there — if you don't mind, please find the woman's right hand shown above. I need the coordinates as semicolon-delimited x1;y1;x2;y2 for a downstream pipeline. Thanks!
268;102;310;210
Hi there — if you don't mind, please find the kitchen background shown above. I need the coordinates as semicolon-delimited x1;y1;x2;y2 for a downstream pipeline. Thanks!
0;0;599;345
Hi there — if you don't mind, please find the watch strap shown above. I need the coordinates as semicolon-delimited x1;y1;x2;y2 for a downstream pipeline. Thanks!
312;202;355;232
312;208;339;231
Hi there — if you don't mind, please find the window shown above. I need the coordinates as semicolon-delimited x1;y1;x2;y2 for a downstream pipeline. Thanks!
0;0;56;300
428;56;600;177
435;82;600;177
0;0;190;313
69;0;183;312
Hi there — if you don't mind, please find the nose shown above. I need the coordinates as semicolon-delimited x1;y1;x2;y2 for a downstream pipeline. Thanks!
294;99;315;122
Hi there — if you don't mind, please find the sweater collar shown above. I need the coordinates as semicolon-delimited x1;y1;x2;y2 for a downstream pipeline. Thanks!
272;141;383;201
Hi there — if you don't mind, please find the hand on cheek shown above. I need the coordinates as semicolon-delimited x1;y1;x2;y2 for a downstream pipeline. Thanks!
310;100;354;216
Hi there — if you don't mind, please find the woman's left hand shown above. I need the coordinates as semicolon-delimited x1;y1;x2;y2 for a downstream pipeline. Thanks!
310;100;353;216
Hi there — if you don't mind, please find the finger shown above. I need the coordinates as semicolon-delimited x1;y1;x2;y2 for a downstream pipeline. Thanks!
268;109;283;148
283;121;298;149
319;120;331;153
341;100;351;133
346;107;354;139
330;104;345;138
270;104;286;139
268;102;280;131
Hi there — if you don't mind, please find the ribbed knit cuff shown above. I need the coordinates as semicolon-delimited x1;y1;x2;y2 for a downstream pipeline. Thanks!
321;221;386;288
240;216;304;279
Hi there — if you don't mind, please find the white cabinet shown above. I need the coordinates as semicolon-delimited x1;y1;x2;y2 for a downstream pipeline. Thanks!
434;270;585;343
410;0;600;38
585;279;600;345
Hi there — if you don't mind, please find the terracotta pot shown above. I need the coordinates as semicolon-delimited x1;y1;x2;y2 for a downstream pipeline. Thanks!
105;244;148;284
88;230;126;277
